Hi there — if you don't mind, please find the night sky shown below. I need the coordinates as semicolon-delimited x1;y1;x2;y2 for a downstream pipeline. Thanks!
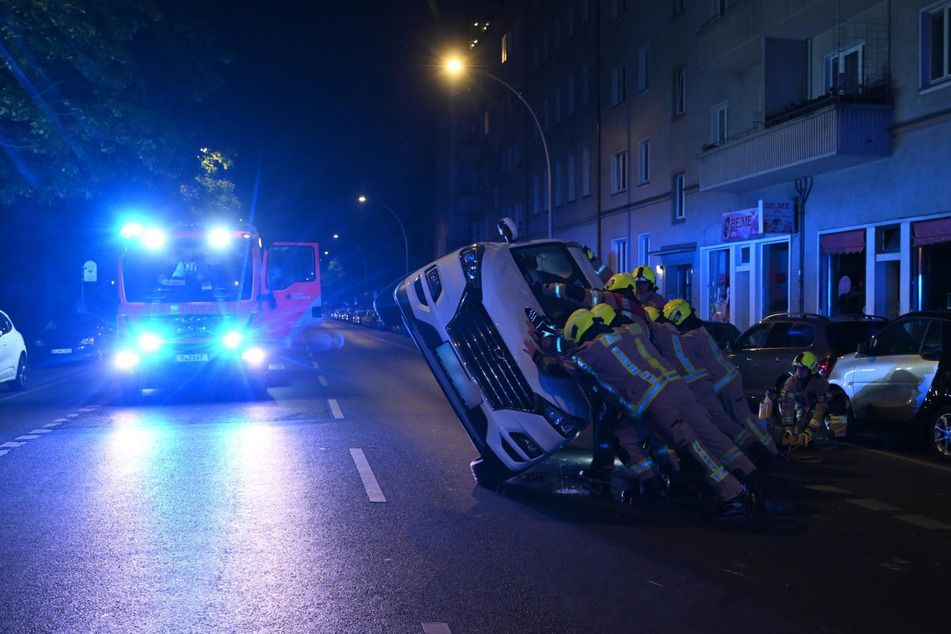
1;1;496;333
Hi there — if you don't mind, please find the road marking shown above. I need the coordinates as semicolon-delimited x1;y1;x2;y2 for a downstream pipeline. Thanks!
1;442;26;449
78;407;96;413
0;450;9;457
328;399;344;419
350;448;387;503
805;485;852;495
15;436;39;441
863;447;951;473
847;498;901;512
422;624;452;634
66;413;79;419
312;361;320;369
318;376;328;387
42;423;61;428
52;418;69;423
28;429;53;435
894;515;951;530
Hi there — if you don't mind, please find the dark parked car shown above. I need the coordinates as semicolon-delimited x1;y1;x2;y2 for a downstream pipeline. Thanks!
32;311;116;366
828;310;951;460
726;312;887;398
702;320;741;350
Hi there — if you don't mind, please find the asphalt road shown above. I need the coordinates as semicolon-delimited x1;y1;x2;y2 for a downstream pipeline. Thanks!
0;320;948;633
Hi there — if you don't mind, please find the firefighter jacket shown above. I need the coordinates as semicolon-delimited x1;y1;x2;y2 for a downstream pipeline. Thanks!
648;321;710;385
779;373;831;429
680;326;741;393
636;290;668;311
541;283;648;322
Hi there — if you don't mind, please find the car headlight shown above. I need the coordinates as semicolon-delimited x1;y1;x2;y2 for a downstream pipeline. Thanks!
138;333;162;352
540;399;580;438
222;330;243;349
241;347;266;366
459;245;484;289
114;350;140;370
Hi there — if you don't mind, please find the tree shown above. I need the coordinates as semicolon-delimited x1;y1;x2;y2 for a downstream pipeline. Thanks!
0;0;229;205
179;148;241;220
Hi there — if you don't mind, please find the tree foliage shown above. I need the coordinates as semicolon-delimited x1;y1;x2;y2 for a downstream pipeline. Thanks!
0;0;229;205
179;147;241;220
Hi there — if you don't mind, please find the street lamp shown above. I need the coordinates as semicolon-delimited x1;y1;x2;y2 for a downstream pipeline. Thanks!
333;233;369;304
445;58;553;239
358;195;409;276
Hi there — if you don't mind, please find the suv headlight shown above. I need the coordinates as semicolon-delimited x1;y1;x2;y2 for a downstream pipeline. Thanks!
540;399;580;438
459;245;484;290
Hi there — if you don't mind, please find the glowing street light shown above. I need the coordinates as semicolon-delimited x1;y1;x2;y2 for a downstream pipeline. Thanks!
445;57;553;239
358;196;409;276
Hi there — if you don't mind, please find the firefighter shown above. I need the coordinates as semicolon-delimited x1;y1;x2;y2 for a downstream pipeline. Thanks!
526;307;752;521
601;303;763;499
582;245;614;286
535;271;646;322
663;299;781;464
779;351;832;448
632;265;668;311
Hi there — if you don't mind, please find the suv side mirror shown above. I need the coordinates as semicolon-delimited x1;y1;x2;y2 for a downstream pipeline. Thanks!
856;340;870;356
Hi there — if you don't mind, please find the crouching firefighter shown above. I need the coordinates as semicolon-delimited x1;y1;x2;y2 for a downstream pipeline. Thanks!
779;351;832;449
526;308;752;520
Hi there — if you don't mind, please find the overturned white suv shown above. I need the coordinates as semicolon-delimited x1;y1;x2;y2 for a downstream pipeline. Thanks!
378;220;604;488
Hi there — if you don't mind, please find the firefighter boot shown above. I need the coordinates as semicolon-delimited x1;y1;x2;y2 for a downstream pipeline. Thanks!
715;494;753;522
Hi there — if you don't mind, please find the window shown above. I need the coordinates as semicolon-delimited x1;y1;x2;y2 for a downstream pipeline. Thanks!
567;153;577;202
611;238;629;274
533;172;542;215
610;65;627;107
582;145;592;197
824;44;864;95
922;2;951;88
567;75;576;115
637;139;650;185
501;34;509;64
582;62;591;105
673;0;687;15
868;318;930;356
637;46;650;92
567;6;575;38
673;172;685;219
555;86;562;124
611;150;628;194
581;0;591;24
554;19;561;50
712;0;728;17
673;66;686;115
711;101;728;144
555;161;563;207
611;0;628;20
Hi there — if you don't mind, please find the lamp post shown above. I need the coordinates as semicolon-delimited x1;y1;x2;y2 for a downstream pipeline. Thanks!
333;233;369;304
446;58;553;239
358;195;409;276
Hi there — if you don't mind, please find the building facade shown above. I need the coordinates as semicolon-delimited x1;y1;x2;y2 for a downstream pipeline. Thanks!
437;0;951;330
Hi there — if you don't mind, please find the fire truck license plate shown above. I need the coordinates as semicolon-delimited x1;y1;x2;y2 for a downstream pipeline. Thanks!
176;354;209;362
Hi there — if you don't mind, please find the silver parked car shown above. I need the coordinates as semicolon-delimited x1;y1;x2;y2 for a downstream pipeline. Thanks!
828;310;951;460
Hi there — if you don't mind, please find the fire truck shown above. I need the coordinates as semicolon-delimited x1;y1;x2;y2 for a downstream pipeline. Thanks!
113;221;320;401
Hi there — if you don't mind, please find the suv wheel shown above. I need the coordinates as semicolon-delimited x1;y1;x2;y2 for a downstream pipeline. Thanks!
470;454;515;490
927;406;951;461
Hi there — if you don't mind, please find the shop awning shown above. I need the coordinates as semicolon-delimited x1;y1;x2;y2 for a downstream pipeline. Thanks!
912;217;951;247
820;229;865;254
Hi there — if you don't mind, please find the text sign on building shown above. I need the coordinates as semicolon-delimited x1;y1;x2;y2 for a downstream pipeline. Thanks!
722;200;794;242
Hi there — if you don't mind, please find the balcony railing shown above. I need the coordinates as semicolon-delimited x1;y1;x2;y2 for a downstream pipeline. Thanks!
698;99;892;192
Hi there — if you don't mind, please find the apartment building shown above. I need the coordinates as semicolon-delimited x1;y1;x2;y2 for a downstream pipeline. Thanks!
437;0;951;330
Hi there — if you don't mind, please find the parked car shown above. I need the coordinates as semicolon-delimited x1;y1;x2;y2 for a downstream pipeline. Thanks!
0;309;28;391
828;310;951;460
32;310;116;365
702;319;741;350
726;312;887;398
360;309;381;329
378;225;602;488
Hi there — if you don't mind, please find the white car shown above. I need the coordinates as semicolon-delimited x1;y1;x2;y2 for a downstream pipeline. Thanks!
380;221;604;488
0;310;28;391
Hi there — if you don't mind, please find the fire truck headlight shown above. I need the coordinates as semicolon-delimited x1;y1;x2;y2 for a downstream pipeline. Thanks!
241;347;266;366
138;333;163;352
222;330;243;349
142;227;167;250
208;227;232;250
114;350;140;370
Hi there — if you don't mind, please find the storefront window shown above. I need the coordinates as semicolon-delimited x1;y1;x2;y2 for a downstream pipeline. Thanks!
762;242;789;315
820;230;866;317
708;249;730;322
912;218;951;310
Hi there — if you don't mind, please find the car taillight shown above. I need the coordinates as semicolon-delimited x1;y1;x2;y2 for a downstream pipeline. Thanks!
818;356;834;377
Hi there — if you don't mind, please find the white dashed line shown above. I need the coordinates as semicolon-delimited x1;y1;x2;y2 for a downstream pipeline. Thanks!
1;442;26;449
312;361;320;369
0;450;9;457
66;414;79;419
895;515;951;530
805;485;852;495
318;376;328;387
350;448;387;503
15;436;39;441
328;399;344;419
78;407;96;413
847;498;901;512
422;624;452;634
28;429;53;435
42;423;61;428
52;419;68;423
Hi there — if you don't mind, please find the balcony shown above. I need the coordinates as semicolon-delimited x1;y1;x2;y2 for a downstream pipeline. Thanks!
698;98;892;192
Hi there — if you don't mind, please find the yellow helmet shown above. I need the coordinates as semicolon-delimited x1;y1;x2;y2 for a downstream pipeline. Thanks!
591;303;617;326
663;298;693;326
632;265;656;286
564;308;596;344
605;272;636;292
793;351;819;374
644;306;661;322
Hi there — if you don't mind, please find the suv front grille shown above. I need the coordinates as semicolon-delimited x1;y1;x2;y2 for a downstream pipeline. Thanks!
446;296;534;411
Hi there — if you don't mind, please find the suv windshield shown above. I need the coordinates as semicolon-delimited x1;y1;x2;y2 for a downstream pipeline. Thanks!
121;237;255;303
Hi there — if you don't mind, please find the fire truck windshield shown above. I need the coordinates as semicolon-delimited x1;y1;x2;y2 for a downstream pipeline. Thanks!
121;237;255;303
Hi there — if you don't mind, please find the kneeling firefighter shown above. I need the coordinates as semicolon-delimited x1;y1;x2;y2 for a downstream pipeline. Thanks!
779;351;832;448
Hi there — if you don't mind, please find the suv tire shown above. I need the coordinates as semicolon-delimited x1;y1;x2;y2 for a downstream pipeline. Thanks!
470;454;515;490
